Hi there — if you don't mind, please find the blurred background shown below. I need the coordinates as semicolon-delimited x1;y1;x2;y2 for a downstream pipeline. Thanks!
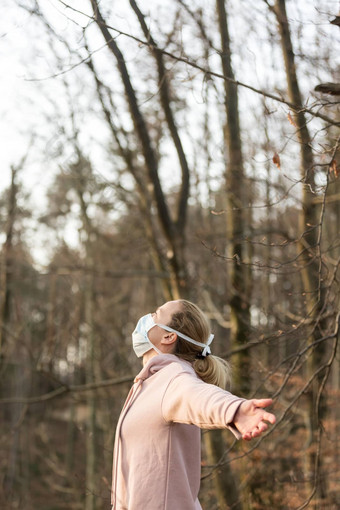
0;0;339;508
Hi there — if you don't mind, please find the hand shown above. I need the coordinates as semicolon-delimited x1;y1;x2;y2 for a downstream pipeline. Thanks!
233;398;276;441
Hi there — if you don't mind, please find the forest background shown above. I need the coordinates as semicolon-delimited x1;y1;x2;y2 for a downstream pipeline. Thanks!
0;0;339;509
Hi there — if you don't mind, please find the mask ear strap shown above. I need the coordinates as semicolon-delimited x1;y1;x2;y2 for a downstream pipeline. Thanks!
207;334;214;345
156;323;214;357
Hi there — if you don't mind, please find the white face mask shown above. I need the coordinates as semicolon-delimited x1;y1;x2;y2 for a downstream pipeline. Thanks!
132;314;162;358
132;313;214;358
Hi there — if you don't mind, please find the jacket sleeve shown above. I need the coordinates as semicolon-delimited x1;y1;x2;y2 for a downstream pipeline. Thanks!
161;370;246;439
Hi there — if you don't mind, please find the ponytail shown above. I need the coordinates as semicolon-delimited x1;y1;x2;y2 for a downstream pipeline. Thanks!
193;355;231;389
167;300;231;389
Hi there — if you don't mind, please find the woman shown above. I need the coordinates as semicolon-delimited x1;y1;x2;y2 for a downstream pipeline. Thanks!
111;300;276;510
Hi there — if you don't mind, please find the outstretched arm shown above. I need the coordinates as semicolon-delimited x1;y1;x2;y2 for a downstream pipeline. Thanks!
233;398;276;441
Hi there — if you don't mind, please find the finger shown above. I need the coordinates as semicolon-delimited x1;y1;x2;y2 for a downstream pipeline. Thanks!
251;427;261;438
252;398;273;408
257;421;268;433
262;411;276;424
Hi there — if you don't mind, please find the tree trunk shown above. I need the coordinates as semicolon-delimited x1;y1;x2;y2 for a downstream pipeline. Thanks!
72;156;98;510
217;0;252;397
129;0;190;230
85;264;97;510
90;0;190;299
85;54;173;301
197;2;253;509
273;0;328;503
0;166;17;357
203;431;242;510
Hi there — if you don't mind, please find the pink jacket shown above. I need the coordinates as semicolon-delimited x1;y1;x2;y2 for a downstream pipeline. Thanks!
111;354;245;510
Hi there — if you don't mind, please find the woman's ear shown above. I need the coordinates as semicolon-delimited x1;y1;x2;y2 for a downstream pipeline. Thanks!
161;332;177;346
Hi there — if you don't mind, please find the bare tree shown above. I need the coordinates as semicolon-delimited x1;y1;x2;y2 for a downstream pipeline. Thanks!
90;0;192;299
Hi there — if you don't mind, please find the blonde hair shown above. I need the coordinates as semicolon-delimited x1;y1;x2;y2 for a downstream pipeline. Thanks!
168;300;231;389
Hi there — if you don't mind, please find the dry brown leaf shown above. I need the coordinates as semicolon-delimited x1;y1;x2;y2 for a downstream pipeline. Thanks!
287;111;297;127
330;159;338;178
273;152;281;169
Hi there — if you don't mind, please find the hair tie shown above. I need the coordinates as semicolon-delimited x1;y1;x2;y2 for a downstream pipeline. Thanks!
195;351;210;360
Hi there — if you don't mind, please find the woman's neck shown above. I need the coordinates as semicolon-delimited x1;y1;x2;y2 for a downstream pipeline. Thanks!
142;349;158;366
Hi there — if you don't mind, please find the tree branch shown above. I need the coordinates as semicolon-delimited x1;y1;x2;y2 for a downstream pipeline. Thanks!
32;1;340;127
0;375;134;405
